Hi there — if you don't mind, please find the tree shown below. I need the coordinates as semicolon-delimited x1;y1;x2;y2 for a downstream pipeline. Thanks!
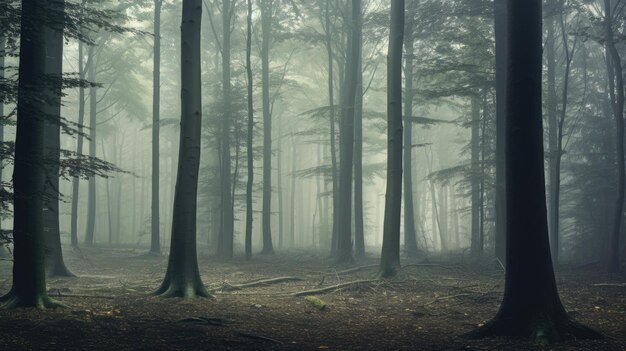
43;0;74;277
261;0;275;255
245;0;254;261
150;0;163;255
468;0;600;341
84;42;97;246
403;0;419;258
493;0;506;263
353;1;365;259
154;0;208;298
0;0;62;308
70;38;86;248
335;0;361;264
379;0;404;278
603;0;624;273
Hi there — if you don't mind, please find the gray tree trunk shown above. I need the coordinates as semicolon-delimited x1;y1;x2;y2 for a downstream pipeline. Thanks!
84;44;97;246
245;0;254;260
379;0;404;277
261;0;275;254
150;0;163;255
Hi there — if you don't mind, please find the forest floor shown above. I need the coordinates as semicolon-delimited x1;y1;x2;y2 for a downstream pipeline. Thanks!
0;247;625;351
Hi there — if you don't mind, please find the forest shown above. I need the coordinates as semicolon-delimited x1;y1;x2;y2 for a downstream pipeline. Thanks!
0;0;625;350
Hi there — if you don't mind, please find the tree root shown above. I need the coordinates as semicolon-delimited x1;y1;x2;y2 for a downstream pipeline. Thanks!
465;314;603;343
292;279;378;297
0;290;66;309
215;276;304;292
154;281;213;299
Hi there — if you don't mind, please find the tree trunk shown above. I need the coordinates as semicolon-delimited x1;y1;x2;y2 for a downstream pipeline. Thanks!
84;43;97;246
42;0;73;277
326;0;339;258
1;0;61;308
220;0;234;259
604;0;625;273
353;4;365;258
261;0;275;254
469;0;599;340
546;7;558;266
245;0;254;260
493;0;506;263
150;0;163;255
154;0;208;298
379;0;404;277
0;36;4;257
403;0;419;258
70;39;85;248
470;96;481;256
335;0;361;265
290;142;296;248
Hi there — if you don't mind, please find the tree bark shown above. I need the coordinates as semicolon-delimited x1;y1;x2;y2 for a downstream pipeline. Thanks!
493;0;506;263
261;0;275;255
70;39;85;248
353;4;364;258
154;0;208;298
150;0;163;255
470;96;481;256
604;0;624;273
1;0;61;308
403;0;419;258
379;0;404;278
84;43;97;246
220;0;234;259
336;0;361;265
468;0;599;340
245;0;254;260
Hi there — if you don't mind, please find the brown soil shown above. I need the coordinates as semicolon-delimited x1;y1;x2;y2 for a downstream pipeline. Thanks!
0;248;624;350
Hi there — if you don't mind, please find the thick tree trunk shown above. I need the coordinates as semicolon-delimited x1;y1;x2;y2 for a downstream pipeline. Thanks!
379;0;404;278
1;0;61;308
0;36;4;257
245;0;254;260
493;0;506;263
84;44;97;246
70;40;85;248
220;0;234;259
43;0;74;277
403;0;418;258
261;0;275;255
150;0;162;255
468;0;599;340
336;0;361;265
154;0;208;298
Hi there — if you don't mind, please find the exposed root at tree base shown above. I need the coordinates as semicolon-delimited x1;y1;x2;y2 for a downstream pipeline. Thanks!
154;283;214;299
0;292;66;309
465;314;604;343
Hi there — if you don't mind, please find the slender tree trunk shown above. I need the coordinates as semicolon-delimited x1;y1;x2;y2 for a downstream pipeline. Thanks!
220;0;234;259
1;0;61;308
336;0;361;264
325;0;339;258
277;115;284;248
84;44;97;246
245;0;254;260
546;7;558;266
261;0;275;254
150;0;163;255
604;0;625;273
70;40;85;248
403;0;418;258
379;0;404;277
155;0;208;298
42;0;73;277
470;97;481;256
290;142;296;248
469;0;599;340
493;0;507;263
353;5;365;258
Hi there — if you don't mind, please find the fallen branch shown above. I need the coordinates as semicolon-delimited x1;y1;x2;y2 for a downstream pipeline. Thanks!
50;294;116;299
334;265;378;275
216;276;304;291
423;293;471;307
236;332;283;345
292;279;378;297
592;283;626;287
